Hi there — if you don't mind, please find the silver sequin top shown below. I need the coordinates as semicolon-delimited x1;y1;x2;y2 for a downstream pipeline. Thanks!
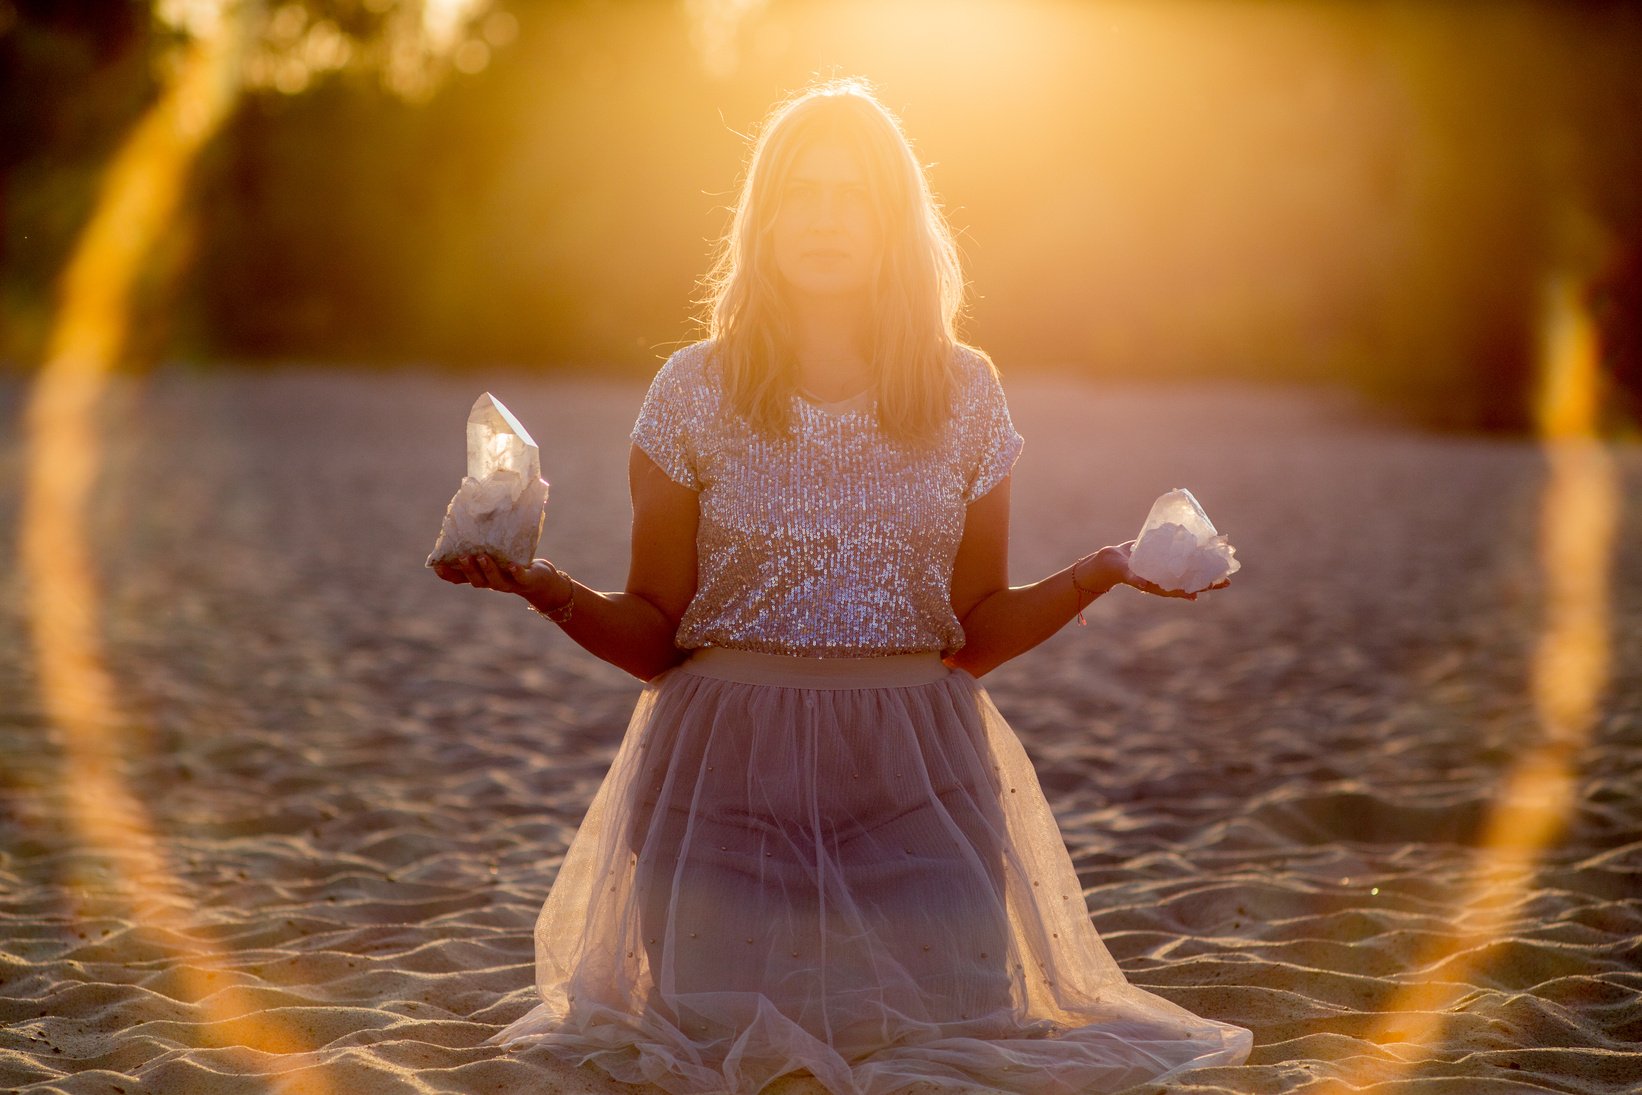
631;341;1024;657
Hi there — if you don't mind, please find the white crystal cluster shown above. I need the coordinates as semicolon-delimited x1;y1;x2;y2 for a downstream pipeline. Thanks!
427;393;548;568
1128;488;1240;594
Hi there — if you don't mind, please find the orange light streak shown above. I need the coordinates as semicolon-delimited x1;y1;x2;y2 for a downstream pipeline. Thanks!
1315;274;1615;1087
21;5;335;1089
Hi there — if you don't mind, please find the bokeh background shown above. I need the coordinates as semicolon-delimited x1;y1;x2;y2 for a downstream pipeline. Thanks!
3;0;1640;430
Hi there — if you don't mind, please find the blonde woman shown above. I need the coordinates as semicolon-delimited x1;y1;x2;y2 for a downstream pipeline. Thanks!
434;79;1250;1094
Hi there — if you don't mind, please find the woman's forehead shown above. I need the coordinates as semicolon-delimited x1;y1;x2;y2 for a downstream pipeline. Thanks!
786;140;867;184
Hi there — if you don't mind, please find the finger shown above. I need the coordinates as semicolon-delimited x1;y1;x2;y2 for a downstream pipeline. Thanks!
1134;578;1192;599
499;558;535;592
476;554;518;592
456;555;488;587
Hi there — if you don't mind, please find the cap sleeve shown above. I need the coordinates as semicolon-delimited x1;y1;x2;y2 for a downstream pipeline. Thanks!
631;346;707;490
960;354;1025;503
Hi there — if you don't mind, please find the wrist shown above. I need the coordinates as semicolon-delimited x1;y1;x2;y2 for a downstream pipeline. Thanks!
1072;552;1118;598
525;563;575;622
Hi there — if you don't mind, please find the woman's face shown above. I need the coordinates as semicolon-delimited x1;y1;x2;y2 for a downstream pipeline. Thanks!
770;139;882;303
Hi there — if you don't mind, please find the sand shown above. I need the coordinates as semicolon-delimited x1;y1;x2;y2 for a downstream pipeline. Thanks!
0;367;1638;1095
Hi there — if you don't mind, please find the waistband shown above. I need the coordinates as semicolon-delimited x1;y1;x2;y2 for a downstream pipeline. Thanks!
679;648;951;689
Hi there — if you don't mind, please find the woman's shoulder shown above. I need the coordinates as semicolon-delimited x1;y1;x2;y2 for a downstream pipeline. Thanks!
632;341;723;483
945;341;1023;497
948;341;1006;400
654;339;717;385
644;339;726;408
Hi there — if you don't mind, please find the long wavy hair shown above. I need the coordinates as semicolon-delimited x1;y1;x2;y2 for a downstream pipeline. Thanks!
700;78;979;444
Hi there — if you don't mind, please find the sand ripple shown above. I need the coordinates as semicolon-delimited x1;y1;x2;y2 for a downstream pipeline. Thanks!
1;371;1639;1093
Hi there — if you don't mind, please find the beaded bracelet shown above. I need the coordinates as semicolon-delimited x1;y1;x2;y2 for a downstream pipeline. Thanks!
1071;552;1105;626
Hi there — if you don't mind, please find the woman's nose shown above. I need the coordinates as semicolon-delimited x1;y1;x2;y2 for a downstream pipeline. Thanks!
812;188;844;229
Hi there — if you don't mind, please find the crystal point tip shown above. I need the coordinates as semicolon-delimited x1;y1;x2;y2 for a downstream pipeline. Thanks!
469;392;539;450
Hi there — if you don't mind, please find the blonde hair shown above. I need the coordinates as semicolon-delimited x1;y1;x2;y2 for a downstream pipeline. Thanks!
701;78;976;443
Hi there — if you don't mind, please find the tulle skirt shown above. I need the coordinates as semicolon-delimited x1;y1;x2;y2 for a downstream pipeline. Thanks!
486;649;1251;1093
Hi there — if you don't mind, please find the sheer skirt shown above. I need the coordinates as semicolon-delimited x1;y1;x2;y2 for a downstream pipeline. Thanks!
486;650;1251;1093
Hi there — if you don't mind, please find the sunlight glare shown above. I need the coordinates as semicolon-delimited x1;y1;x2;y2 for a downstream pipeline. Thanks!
155;0;230;38
1531;274;1616;751
423;0;488;56
1315;270;1616;1089
685;0;768;80
21;5;337;1088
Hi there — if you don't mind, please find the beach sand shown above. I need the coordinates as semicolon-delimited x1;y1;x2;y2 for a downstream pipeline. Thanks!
1;367;1638;1094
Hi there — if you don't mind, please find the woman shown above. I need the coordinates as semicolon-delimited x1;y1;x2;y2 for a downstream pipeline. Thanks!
434;79;1251;1094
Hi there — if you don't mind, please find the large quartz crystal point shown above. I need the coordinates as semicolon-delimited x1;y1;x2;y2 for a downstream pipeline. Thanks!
427;393;548;568
1128;488;1241;594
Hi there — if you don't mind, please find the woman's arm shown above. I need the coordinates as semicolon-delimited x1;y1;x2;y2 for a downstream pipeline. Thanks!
432;445;698;681
944;476;1199;678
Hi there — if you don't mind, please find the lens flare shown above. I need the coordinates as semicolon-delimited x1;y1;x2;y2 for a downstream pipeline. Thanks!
686;0;768;79
20;5;336;1088
1316;272;1615;1087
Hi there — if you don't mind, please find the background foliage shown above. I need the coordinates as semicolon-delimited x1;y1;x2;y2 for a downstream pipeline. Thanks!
3;0;1639;429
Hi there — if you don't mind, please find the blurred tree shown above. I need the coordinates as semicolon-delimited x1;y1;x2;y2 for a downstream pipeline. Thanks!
0;0;155;360
1593;247;1641;429
1362;1;1642;430
3;0;1638;430
0;0;500;367
188;1;721;371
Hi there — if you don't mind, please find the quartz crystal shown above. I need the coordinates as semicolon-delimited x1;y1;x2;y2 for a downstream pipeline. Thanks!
427;393;548;568
1128;488;1240;594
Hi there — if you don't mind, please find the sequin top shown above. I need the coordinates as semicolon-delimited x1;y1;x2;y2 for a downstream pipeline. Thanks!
630;340;1024;657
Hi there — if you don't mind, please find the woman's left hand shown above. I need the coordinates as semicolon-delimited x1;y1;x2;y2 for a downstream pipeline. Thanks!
1076;541;1229;601
432;552;564;600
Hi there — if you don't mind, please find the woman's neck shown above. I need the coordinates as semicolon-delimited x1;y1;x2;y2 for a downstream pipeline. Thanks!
789;295;873;399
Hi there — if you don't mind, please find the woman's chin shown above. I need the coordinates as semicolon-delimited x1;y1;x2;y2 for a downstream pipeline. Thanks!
780;276;872;302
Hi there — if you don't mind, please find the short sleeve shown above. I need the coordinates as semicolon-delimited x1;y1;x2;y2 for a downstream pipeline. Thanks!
960;355;1025;503
631;347;706;490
